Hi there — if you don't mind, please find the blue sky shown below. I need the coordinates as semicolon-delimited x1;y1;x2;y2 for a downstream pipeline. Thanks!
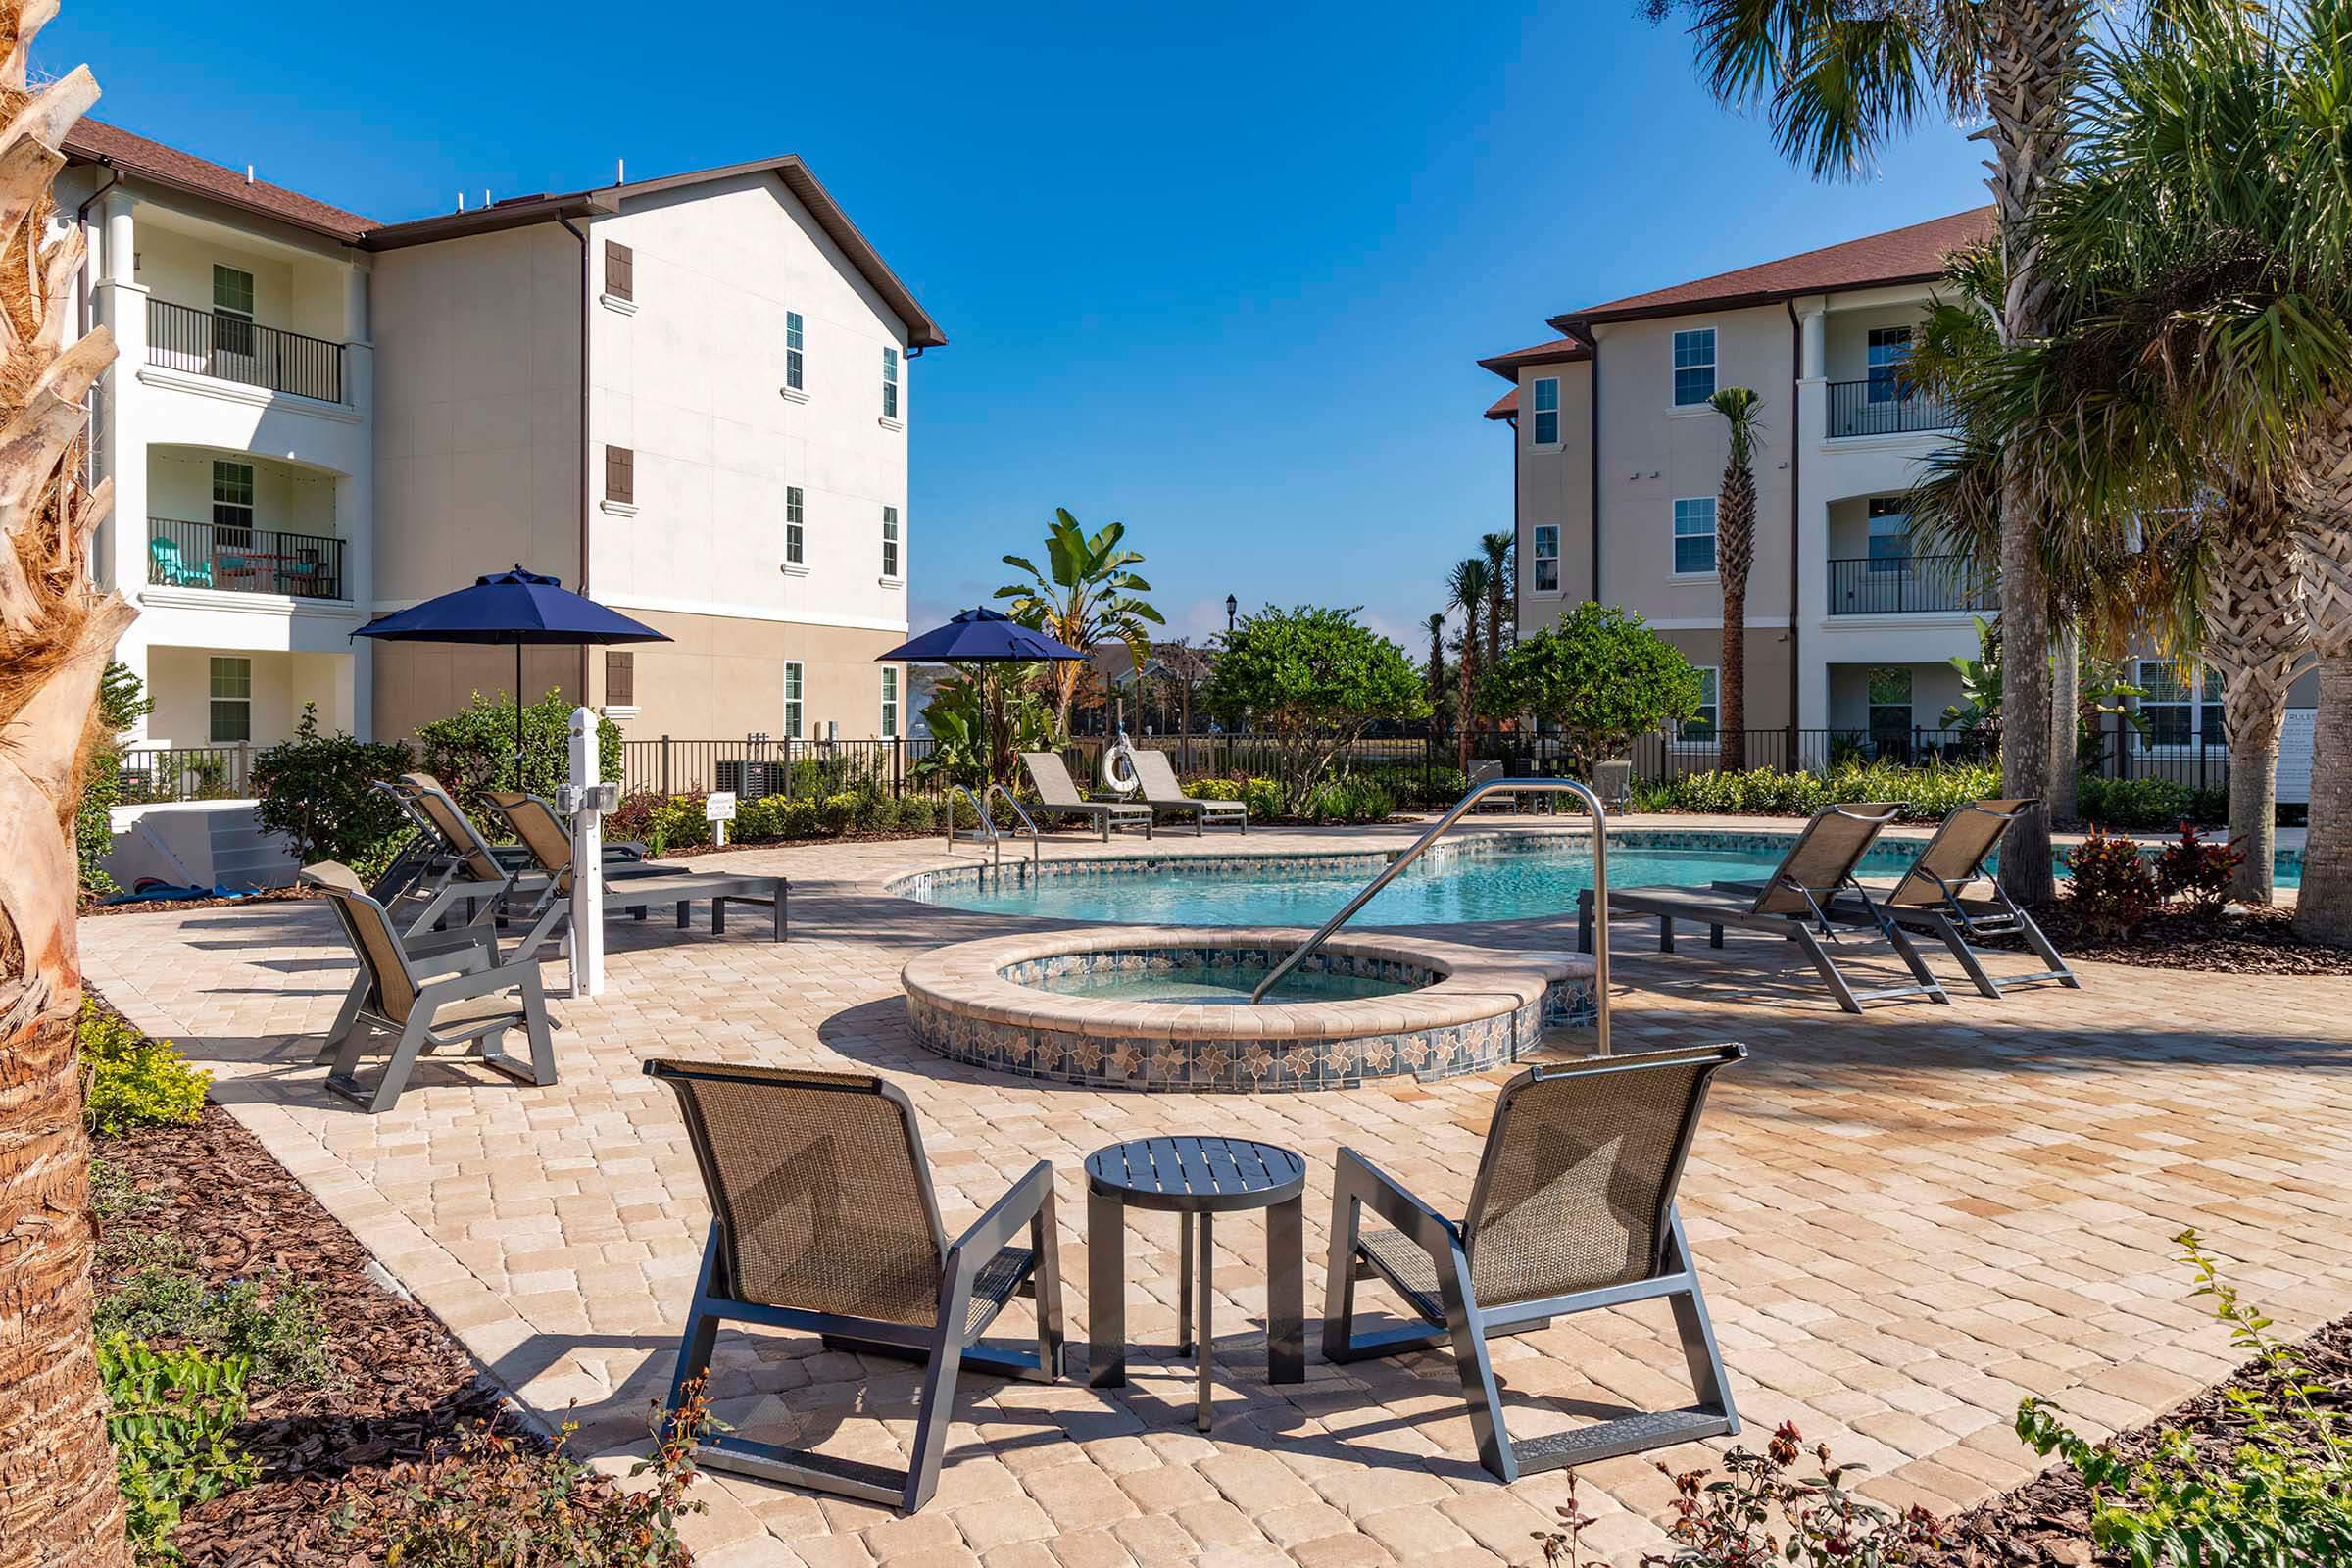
50;1;1988;647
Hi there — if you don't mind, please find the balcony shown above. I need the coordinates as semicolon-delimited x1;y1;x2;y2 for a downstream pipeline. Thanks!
146;298;345;404
148;517;346;601
1827;377;1958;439
1827;555;1996;616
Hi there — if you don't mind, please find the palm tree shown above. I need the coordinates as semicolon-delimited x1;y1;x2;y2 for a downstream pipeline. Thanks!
0;7;139;1558
1448;559;1492;775
1480;531;1512;674
996;508;1165;742
1707;387;1762;770
2196;482;2309;904
1647;0;2099;903
1423;611;1450;740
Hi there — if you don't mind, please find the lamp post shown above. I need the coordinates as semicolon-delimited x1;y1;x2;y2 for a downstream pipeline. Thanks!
1225;594;1238;636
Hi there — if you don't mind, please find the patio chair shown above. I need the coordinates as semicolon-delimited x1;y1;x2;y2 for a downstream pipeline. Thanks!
646;1060;1064;1512
304;860;556;1113
1758;799;2077;999
378;773;526;933
482;789;779;956
1324;1043;1746;1482
1018;752;1153;840
1128;749;1246;834
1598;803;1949;1013
1466;759;1514;812
147;534;213;588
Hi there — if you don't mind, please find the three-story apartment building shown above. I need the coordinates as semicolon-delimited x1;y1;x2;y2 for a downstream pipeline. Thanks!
1479;209;2311;794
62;121;936;765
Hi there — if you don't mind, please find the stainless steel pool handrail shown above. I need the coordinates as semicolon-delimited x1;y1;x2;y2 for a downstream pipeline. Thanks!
984;783;1042;868
944;784;999;861
1250;777;1612;1054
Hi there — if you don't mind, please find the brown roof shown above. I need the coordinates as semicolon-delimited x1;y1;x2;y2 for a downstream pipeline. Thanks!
1484;386;1519;421
65;117;377;240
1475;334;1591;382
1549;206;1994;332
64;123;946;349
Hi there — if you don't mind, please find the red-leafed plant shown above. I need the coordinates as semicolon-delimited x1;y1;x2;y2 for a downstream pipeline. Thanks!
2153;820;2245;920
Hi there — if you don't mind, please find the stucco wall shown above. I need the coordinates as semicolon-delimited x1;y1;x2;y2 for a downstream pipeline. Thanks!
591;609;906;742
148;450;338;535
1512;361;1593;635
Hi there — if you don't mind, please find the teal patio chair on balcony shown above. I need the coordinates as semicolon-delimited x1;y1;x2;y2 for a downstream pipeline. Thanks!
148;534;213;588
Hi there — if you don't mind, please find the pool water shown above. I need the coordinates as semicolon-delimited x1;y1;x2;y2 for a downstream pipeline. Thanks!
1018;966;1420;1005
918;833;2301;928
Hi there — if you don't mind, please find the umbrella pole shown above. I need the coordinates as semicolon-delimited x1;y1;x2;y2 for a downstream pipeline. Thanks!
514;642;525;788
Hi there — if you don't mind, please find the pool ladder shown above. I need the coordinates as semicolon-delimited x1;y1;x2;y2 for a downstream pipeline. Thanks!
1250;777;1613;1054
944;783;1041;869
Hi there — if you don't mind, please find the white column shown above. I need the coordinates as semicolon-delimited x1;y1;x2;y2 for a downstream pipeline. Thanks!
1799;306;1826;381
336;472;374;738
92;189;152;742
1792;304;1830;746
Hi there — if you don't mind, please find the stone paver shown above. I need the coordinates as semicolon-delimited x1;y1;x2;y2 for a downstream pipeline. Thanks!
80;814;2352;1567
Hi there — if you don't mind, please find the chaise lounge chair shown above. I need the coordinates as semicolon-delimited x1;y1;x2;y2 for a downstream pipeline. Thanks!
303;860;556;1113
1128;749;1247;834
1019;752;1153;840
1324;1043;1746;1482
373;774;523;935
1594;802;1950;1013
1726;799;2078;999
647;1060;1065;1513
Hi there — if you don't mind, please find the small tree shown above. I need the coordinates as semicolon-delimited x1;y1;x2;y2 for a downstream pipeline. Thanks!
1152;638;1213;737
415;689;620;821
995;509;1163;741
1709;386;1762;769
252;705;415;872
1202;606;1431;811
1482;605;1702;778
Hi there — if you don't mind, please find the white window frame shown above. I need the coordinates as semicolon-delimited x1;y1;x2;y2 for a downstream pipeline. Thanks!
784;311;806;393
784;485;806;568
209;656;252;744
882;346;900;420
1671;496;1717;578
881;504;901;581
1531;376;1560;446
1672;326;1716;408
880;666;900;739
2132;658;2226;755
1866;665;1914;748
783;660;804;739
1531;523;1561;593
1866;325;1914;403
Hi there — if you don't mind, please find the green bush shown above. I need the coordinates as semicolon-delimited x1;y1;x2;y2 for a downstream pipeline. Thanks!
898;796;939;832
414;689;621;822
1635;760;2004;824
2079;774;2228;831
96;1232;332;1390
2154;821;2243;917
98;1334;260;1562
2066;828;2161;938
78;662;155;901
81;1002;208;1138
252;704;415;871
1301;776;1396;824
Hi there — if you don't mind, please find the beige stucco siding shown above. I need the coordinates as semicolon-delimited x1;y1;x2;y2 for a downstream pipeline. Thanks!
592;609;906;742
369;644;589;750
1653;626;1796;732
1514;361;1593;632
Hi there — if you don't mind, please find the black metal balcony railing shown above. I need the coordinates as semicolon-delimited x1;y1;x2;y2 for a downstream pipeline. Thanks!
148;516;346;600
1827;554;1998;615
146;297;345;403
1827;377;1958;438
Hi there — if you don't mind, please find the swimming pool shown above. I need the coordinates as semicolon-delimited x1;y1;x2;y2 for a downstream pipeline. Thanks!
899;828;2302;928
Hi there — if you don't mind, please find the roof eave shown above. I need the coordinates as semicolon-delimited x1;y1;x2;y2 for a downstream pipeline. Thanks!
65;147;368;244
358;189;622;252
1548;269;1948;335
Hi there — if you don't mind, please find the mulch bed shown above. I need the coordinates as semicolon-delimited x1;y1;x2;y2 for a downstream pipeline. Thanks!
1931;1310;2352;1565
1993;903;2352;977
84;883;320;918
93;1102;537;1564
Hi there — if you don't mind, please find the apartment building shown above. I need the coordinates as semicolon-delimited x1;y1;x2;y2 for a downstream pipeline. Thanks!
1480;209;2311;795
62;120;935;763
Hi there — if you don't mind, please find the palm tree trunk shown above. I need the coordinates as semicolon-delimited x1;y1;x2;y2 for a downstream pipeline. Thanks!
0;26;138;1565
2292;394;2352;942
2048;622;2078;823
2304;658;2352;945
2203;482;2308;906
1455;625;1478;776
1996;490;2056;902
1720;596;1746;772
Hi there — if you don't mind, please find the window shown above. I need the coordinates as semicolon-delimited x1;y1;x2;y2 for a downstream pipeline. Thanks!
2135;660;2225;749
212;460;254;544
604;445;634;505
604;240;633;302
1681;665;1719;742
882;346;900;419
1672;497;1717;575
212;264;255;359
783;661;804;738
605;651;635;708
881;505;901;579
785;485;805;564
1673;327;1716;406
1532;524;1560;592
1867;326;1912;402
784;311;805;391
1868;666;1913;755
208;657;251;744
880;666;900;739
1531;376;1560;445
1867;497;1910;573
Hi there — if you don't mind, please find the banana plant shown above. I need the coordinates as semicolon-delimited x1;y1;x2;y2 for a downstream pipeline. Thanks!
996;508;1164;741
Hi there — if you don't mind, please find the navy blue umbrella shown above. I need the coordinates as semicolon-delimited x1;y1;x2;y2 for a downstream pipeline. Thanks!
354;565;671;760
875;606;1087;664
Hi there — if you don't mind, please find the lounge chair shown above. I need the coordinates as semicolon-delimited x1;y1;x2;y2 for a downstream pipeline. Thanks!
378;773;527;933
1595;802;1949;1013
1467;759;1514;812
647;1060;1064;1512
1127;749;1246;834
1324;1043;1746;1482
1018;752;1153;840
481;789;785;956
303;861;556;1113
1733;799;2077;999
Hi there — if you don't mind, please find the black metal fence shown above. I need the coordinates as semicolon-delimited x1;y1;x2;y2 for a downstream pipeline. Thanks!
1827;377;1958;438
147;297;345;403
116;747;254;804
148;516;346;599
1826;555;1997;615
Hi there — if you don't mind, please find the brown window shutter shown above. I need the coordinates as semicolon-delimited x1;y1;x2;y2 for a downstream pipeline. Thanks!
605;240;633;301
605;445;634;504
605;650;635;707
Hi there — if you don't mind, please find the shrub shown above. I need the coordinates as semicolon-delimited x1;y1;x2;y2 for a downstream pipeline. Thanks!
2018;1231;2352;1568
78;662;155;901
96;1231;333;1390
1301;776;1396;824
2154;821;2244;918
1480;605;1702;776
89;1157;157;1222
252;704;415;870
99;1334;260;1561
817;792;861;834
898;795;939;832
341;1379;715;1568
1632;760;2004;824
2066;828;2160;938
2078;775;2195;831
415;689;621;821
1202;605;1430;810
81;1001;208;1138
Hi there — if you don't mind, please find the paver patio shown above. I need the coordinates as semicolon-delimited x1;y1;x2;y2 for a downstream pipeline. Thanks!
80;815;2352;1567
